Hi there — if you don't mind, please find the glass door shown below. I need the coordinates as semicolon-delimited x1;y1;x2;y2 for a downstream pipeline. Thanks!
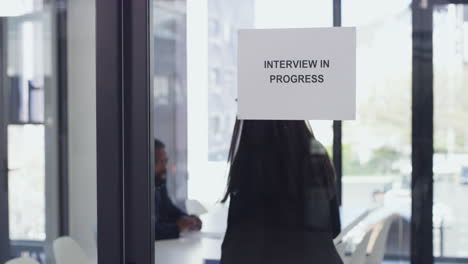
152;1;336;264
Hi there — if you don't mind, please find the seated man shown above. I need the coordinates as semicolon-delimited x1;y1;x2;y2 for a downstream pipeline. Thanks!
154;139;202;240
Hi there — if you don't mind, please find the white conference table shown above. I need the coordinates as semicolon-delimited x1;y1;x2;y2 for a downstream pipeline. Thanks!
155;204;227;264
154;204;369;264
155;235;222;264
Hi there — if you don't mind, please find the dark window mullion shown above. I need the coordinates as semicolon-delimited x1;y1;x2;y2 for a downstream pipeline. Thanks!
122;0;154;263
411;3;434;264
96;0;125;262
55;0;69;237
333;0;343;206
333;121;342;206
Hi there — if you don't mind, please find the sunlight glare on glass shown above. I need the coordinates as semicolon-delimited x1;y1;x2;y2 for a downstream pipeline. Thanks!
0;0;35;17
254;0;332;28
464;22;468;63
342;0;411;26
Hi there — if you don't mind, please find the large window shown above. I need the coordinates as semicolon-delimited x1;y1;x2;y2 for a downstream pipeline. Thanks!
341;0;412;258
433;4;468;259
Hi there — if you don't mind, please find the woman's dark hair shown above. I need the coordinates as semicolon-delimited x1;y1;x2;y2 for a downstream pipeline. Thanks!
221;119;336;203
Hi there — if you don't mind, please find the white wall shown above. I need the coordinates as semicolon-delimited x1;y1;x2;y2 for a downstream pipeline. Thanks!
67;0;97;258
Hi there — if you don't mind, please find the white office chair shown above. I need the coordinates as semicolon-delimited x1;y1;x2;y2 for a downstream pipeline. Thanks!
185;199;208;215
53;236;90;264
365;215;395;264
349;231;372;264
5;257;39;264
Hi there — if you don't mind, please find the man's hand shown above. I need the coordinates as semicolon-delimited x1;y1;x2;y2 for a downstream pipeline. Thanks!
177;215;203;232
176;216;194;232
188;215;202;231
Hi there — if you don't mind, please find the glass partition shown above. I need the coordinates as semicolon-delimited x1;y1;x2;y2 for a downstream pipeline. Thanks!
153;0;333;205
186;0;333;206
152;1;333;263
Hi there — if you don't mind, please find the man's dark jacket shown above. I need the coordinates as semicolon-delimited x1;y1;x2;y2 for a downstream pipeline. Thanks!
155;183;187;240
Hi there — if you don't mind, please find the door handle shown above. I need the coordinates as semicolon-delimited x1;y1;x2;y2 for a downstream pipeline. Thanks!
0;160;9;193
3;171;7;193
1;159;8;193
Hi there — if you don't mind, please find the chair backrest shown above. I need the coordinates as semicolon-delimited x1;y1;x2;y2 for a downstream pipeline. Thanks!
5;257;39;264
335;241;348;264
349;231;372;264
53;236;89;264
366;216;395;264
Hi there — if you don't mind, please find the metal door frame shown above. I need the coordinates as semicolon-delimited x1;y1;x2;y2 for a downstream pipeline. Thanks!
96;0;155;263
0;16;11;263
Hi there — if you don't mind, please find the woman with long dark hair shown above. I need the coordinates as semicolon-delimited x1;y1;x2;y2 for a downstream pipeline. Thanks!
220;119;343;264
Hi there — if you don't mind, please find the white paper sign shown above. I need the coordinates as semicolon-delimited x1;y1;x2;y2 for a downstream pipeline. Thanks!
238;27;356;120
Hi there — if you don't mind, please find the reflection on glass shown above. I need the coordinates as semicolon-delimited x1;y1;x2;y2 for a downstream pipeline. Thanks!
342;0;412;259
153;0;189;210
207;0;254;162
433;4;468;259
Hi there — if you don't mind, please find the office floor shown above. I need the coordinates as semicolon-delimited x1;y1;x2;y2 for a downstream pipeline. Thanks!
383;261;468;264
